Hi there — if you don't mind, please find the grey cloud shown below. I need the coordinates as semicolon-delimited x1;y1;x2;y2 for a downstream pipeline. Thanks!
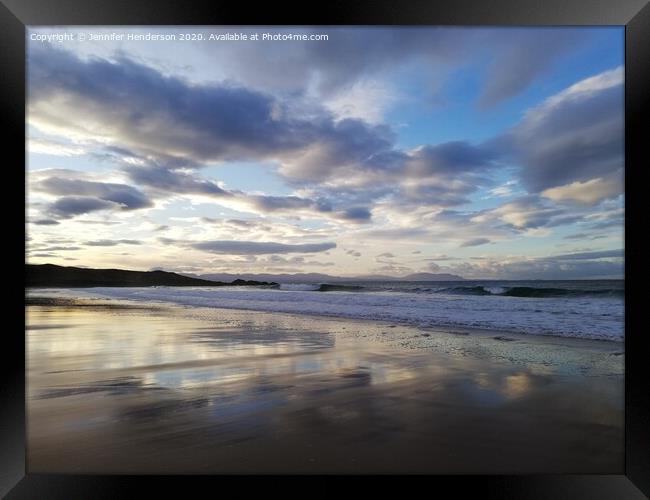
191;240;336;255
31;219;60;225
406;142;497;176
77;220;122;225
248;194;329;213
126;166;229;197
542;249;623;261
225;219;255;227
563;233;607;240
33;245;81;252
475;195;583;232
278;119;397;184
36;176;153;211
424;255;456;261
48;196;116;218
181;27;584;105
287;140;496;207
587;210;624;231
359;227;430;241
29;46;391;171
460;237;491;247
339;207;372;222
490;67;623;197
478;29;585;108
126;163;372;223
85;239;142;246
545;215;585;227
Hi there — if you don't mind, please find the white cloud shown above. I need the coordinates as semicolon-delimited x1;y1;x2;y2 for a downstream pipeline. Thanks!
323;79;398;124
541;176;622;205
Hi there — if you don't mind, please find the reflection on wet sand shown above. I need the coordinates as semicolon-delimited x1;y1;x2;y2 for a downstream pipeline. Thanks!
27;301;623;474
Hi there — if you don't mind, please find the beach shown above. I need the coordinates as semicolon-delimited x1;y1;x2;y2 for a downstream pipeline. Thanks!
26;295;624;474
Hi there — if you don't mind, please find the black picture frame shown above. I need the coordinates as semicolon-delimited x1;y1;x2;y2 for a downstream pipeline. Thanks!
3;0;648;496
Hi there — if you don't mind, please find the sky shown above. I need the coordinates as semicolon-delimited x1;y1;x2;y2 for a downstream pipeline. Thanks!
26;27;624;279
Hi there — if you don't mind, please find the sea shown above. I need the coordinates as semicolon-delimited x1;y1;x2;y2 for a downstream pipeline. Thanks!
31;279;625;342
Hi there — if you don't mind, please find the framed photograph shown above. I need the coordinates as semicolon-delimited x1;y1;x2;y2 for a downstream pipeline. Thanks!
3;0;648;496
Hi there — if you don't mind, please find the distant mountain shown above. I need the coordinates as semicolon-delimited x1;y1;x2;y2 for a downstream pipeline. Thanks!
194;271;465;283
402;272;465;281
26;264;276;288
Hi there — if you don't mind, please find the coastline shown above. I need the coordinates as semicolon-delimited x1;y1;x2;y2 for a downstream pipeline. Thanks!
27;296;623;473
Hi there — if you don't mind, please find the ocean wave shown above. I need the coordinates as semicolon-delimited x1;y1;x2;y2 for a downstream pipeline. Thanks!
277;283;365;292
277;283;321;291
437;285;624;298
317;284;365;292
275;283;623;298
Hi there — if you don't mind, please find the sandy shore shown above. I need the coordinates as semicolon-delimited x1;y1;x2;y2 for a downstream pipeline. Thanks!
26;297;624;474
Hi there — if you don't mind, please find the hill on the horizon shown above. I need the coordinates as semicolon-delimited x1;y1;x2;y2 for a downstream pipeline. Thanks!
26;264;276;288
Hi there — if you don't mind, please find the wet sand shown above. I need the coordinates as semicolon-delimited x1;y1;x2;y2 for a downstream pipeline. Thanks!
26;298;624;474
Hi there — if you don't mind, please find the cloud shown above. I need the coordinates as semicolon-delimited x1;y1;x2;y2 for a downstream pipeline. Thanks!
48;196;117;218
491;67;623;198
29;47;305;163
460;237;491;247
478;29;585;108
563;233;606;241
339;207;372;222
85;239;142;246
30;219;60;225
485;180;518;198
126;166;229;197
191;240;336;255
374;263;414;275
29;137;87;157
30;245;81;252
356;227;430;242
471;196;582;231
29;46;401;180
541;175;622;205
40;27;584;107
33;170;153;210
406;141;497;176
124;163;372;223
323;78;398;124
541;249;622;261
28;47;501;218
423;254;456;261
276;119;398;185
